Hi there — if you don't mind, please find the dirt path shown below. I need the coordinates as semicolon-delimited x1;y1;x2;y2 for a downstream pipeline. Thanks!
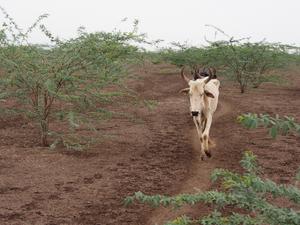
186;101;233;192
147;99;233;225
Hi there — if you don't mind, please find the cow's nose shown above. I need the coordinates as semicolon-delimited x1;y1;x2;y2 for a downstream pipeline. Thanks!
191;111;199;117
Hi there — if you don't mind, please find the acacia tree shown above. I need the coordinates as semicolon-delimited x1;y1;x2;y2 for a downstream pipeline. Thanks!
158;44;218;76
221;43;284;91
205;26;291;93
156;42;289;93
0;8;145;147
156;26;295;93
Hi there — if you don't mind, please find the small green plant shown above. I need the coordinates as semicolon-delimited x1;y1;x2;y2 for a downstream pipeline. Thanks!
126;151;300;225
238;113;300;138
144;99;158;111
296;170;300;182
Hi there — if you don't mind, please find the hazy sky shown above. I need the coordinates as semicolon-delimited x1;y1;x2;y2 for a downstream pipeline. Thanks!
1;0;299;47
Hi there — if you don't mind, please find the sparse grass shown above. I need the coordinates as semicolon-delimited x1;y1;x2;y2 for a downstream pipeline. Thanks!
144;99;159;111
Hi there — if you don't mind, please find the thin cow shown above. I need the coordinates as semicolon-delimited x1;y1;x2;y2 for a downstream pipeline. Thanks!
179;67;220;160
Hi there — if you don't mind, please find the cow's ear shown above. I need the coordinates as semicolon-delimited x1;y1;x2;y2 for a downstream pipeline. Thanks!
205;90;214;98
179;88;190;94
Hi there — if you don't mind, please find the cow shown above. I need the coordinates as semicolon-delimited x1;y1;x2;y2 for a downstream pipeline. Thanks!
179;67;220;160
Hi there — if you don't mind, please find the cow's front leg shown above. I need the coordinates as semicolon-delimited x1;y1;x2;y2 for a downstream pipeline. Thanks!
202;114;213;157
193;117;206;160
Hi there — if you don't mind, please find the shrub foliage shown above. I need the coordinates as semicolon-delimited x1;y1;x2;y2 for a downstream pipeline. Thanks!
238;113;300;138
126;151;300;225
150;27;300;93
0;8;145;147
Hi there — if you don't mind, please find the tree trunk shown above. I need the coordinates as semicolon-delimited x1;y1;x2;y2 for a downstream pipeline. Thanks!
238;78;246;93
236;71;245;93
240;84;245;93
40;119;49;147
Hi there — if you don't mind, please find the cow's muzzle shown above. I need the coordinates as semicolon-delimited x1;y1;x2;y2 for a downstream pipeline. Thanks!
191;111;199;117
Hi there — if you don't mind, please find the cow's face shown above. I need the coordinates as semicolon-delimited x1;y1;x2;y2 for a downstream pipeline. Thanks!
180;79;214;117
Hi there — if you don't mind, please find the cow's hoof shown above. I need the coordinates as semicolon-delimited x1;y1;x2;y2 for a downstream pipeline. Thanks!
205;150;212;158
200;155;205;161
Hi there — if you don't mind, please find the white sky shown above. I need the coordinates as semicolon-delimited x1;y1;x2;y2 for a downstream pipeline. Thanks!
1;0;299;47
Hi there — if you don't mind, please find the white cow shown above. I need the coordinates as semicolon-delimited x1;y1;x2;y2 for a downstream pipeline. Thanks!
180;67;220;160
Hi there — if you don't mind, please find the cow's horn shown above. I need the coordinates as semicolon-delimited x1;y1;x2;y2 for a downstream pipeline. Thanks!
205;68;213;84
181;66;190;83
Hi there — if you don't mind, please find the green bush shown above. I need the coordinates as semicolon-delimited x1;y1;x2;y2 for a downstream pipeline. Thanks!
207;39;292;92
238;113;300;138
150;28;299;93
158;44;220;76
126;151;300;225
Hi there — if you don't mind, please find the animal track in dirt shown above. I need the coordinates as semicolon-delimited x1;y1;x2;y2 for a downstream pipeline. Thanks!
21;202;37;211
0;212;24;220
83;177;94;184
0;186;29;194
48;193;62;200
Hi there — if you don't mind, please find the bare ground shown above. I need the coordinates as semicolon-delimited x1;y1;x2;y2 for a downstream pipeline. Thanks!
0;64;299;225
